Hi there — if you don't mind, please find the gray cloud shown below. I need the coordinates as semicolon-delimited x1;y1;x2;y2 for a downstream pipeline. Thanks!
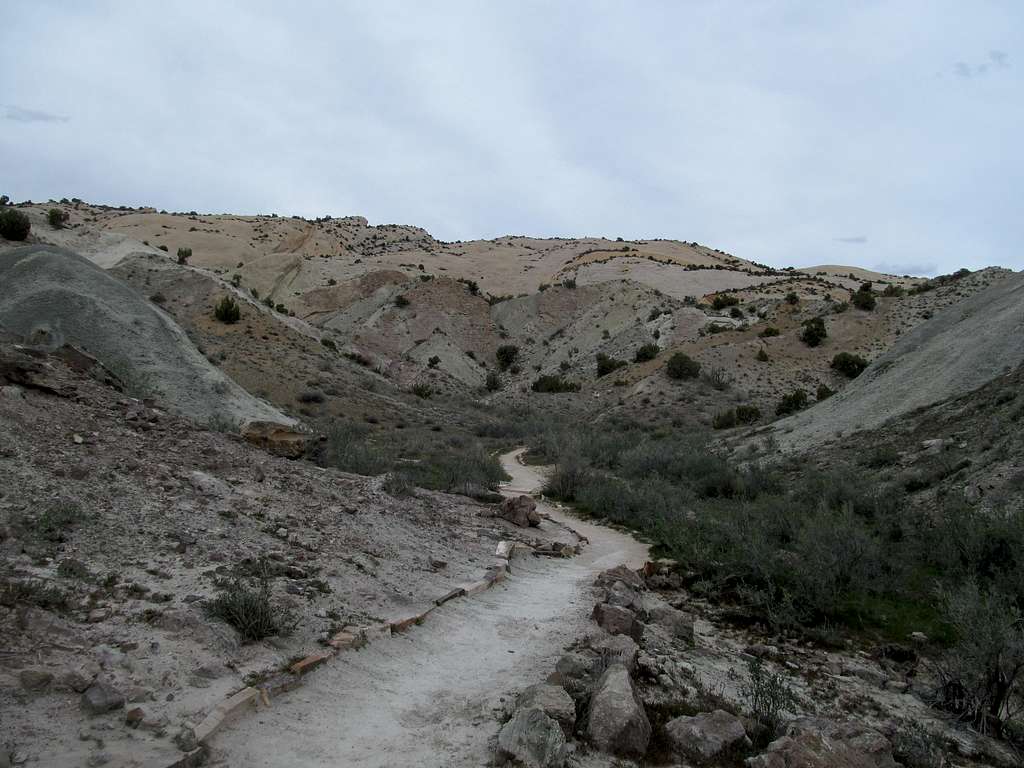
3;104;69;123
835;236;868;245
0;2;1020;274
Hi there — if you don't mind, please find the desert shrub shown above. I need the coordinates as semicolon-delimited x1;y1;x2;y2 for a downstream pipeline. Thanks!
0;208;30;241
729;306;743;319
427;355;440;368
831;352;868;378
776;389;808;415
666;352;700;380
297;389;325;403
47;208;69;228
800;317;827;347
713;409;738;429
711;294;740;310
158;244;169;252
785;291;799;305
320;337;337;351
323;422;388;475
382;471;414;497
496;344;519;371
740;657;800;739
758;327;780;338
816;384;834;400
882;284;905;298
394;294;410;307
204;579;296;642
851;282;876;311
0;578;68;611
634;343;660;362
531;375;580;393
176;247;192;265
596;353;627;378
756;348;770;362
863;444;900;468
410;382;433;399
459;278;480;295
36;501;85;542
700;366;732;391
735;404;761;424
562;277;576;289
485;370;502;392
213;295;241;323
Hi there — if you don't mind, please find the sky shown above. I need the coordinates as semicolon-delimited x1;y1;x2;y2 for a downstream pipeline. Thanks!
1;1;1021;275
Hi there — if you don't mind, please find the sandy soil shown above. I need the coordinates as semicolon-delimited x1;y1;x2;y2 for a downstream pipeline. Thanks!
210;450;648;767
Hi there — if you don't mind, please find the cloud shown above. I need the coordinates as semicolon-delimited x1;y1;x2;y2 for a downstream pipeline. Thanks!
3;104;69;123
834;236;868;244
955;50;1011;78
954;61;973;78
990;49;1009;67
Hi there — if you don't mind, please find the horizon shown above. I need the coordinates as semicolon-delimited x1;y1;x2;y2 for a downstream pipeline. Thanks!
2;2;1021;277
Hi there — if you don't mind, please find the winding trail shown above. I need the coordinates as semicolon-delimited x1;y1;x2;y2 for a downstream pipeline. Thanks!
211;449;648;767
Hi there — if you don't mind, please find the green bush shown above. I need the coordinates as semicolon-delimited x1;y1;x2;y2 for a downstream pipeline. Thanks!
596;353;627;378
785;292;799;305
394;294;410;307
756;348;770;362
47;208;69;228
0;209;30;241
740;657;799;739
496;344;519;371
35;501;85;542
816;384;834;400
800;317;827;347
776;389;808;415
176;247;192;265
831;352;868;378
634;343;660;363
213;295;241;323
666;352;700;380
711;294;740;310
204;579;296;642
410;382;433;399
485;370;502;392
531;375;580;393
736;404;761;424
851;282;876;311
427;355;440;368
712;409;738;429
758;327;780;338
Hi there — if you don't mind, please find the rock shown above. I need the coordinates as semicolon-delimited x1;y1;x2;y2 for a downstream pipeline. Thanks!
81;681;125;714
174;725;198;752
497;707;567;768
188;470;231;497
193;663;230;680
665;709;751;762
547;651;600;702
517;684;576;737
592;603;643;641
125;707;145;728
498;495;541;528
19;668;53;691
645;603;695;644
745;718;898;768
595;564;644;592
241;421;310;459
605;580;643;612
60;667;96;692
909;631;928;645
746;644;780;660
593;634;640;673
586;663;651;757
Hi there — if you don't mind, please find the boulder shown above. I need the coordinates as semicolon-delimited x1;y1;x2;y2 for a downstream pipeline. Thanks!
665;709;751;762
593;634;640;673
547;650;600;702
645;602;695;644
585;663;651;758
241;421;309;459
745;718;898;768
517;684;576;737
497;707;567;768
592;603;643;642
605;580;643;612
81;681;125;714
187;470;231;498
595;564;644;591
499;495;541;527
19;669;53;691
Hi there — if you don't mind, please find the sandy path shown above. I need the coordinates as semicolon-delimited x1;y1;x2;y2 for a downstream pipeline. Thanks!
211;449;647;767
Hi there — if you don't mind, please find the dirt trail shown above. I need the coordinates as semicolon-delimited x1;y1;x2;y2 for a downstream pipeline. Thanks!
211;449;648;767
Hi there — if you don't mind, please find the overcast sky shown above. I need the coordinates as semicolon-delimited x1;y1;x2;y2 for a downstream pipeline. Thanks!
2;2;1020;274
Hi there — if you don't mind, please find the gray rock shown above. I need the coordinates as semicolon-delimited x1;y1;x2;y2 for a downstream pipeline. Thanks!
81;681;125;714
593;634;640;673
60;667;96;692
19;668;53;691
497;707;566;768
606;580;643;612
586;663;651;757
188;470;231;497
665;709;751;761
592;603;643;641
517;684;576;737
745;718;898;768
595;564;644;591
645;603;695;644
547;651;600;702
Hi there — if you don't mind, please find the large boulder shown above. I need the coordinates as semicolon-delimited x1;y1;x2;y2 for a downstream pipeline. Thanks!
644;602;695;645
497;707;567;768
586;663;651;758
665;709;751;762
517;684;576;737
592;603;643;642
592;634;640;673
605;580;643;612
745;718;898;768
547;650;600;703
242;421;310;459
499;495;541;527
81;681;125;715
595;564;644;591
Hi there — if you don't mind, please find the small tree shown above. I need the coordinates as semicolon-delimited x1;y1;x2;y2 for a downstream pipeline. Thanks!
485;370;502;392
214;295;241;324
800;317;827;347
666;352;700;380
496;344;519;371
831;352;868;378
0;209;31;241
776;389;808;415
851;282;876;311
634;343;660;362
47;208;69;228
785;291;799;305
711;294;740;310
596;353;627;378
177;247;192;265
